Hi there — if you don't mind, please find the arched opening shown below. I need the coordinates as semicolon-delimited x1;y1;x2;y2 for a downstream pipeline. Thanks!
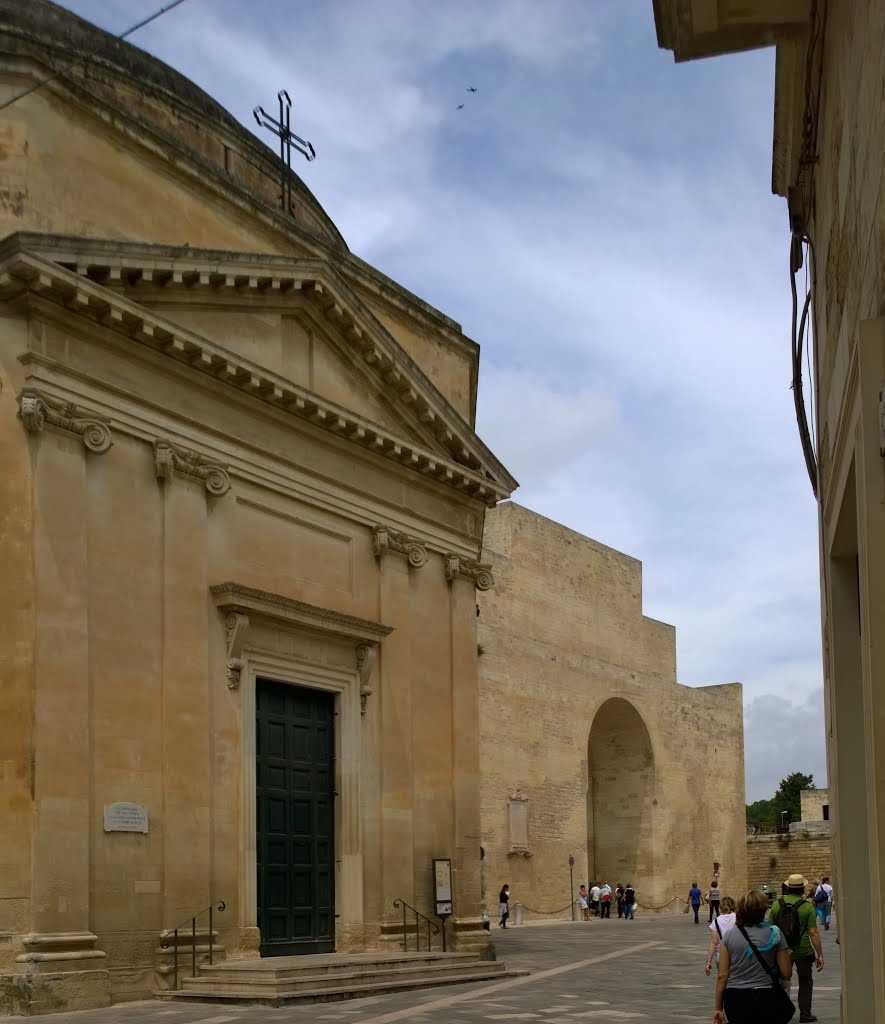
587;698;656;890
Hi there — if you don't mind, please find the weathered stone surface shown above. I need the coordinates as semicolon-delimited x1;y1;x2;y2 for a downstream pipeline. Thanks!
477;504;746;918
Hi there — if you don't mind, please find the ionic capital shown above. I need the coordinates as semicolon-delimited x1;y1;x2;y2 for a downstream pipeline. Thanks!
371;525;427;568
18;387;113;454
444;553;494;591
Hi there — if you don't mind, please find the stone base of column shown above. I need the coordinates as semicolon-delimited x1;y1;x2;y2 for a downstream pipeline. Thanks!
231;926;261;961
450;916;494;957
154;927;225;991
9;932;109;1015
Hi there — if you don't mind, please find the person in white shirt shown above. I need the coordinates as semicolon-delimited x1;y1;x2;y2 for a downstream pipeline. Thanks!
590;883;601;917
705;895;737;975
600;882;613;918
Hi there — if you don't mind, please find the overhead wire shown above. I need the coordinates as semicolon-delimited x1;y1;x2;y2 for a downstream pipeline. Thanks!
790;237;818;499
0;0;189;113
787;0;826;501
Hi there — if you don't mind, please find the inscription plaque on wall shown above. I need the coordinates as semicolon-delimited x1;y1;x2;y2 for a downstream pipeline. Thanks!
103;802;149;834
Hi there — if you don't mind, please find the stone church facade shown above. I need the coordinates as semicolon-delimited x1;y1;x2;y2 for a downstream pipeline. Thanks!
0;1;744;1015
477;504;746;917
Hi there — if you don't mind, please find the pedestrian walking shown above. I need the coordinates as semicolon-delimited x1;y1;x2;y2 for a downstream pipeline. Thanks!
713;889;793;1024
498;884;511;928
769;873;824;1022
688;881;703;924
812;877;833;931
623;884;636;919
600;881;612;918
705;894;737;975
706;880;722;922
615;883;626;918
578;884;590;922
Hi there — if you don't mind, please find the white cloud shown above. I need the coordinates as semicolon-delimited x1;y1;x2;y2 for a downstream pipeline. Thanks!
743;691;827;802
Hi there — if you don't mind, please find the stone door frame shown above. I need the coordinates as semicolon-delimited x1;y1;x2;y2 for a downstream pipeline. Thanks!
242;652;359;942
210;583;393;952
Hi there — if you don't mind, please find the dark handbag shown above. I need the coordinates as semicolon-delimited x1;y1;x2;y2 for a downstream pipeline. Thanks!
737;925;796;1023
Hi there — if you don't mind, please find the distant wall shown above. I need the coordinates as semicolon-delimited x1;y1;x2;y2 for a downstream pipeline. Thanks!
747;829;833;892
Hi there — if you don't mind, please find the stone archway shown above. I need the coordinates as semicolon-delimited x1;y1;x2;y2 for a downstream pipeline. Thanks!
587;698;656;889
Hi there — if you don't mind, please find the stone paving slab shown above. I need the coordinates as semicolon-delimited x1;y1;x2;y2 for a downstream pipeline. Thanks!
0;915;841;1023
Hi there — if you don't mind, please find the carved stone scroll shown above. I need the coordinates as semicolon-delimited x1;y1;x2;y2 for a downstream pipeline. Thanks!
371;525;427;568
224;612;249;689
153;440;231;496
444;554;494;591
356;643;377;715
18;387;113;453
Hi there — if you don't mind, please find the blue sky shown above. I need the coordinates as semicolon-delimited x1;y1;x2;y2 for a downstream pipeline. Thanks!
59;0;825;803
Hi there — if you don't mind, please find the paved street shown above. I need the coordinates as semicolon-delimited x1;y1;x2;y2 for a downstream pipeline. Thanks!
2;915;841;1024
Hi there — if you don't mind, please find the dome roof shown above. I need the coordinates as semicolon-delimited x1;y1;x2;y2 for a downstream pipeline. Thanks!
0;0;347;249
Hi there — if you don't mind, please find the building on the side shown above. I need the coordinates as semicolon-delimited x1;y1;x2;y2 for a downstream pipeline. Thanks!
477;503;747;917
0;1;517;1013
652;1;883;1017
800;788;830;824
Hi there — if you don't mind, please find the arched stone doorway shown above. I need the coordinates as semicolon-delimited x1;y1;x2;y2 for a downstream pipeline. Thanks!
587;698;656;890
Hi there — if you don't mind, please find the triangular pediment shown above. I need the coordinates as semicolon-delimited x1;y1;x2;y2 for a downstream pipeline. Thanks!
0;234;517;504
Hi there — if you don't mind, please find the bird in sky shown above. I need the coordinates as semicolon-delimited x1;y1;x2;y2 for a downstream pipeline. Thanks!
467;86;477;93
457;103;464;110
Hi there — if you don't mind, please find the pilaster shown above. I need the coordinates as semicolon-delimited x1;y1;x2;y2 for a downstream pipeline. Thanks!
160;475;211;931
447;569;487;951
20;408;109;1008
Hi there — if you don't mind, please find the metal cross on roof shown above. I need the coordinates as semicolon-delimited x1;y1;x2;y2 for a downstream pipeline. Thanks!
253;90;315;214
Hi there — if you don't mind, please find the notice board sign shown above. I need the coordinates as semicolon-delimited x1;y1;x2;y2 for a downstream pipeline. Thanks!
433;858;453;917
103;802;149;834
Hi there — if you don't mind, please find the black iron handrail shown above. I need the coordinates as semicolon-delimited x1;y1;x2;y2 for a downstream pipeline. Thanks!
393;898;439;952
160;899;225;991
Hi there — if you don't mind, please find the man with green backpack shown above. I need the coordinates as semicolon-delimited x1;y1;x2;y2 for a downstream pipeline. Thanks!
769;873;825;1023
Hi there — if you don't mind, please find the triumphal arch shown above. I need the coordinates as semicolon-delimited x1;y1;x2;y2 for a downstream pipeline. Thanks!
477;504;746;915
0;1;745;1014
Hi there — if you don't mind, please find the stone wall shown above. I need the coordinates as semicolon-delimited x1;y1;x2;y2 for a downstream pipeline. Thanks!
800;788;829;823
746;830;833;893
478;503;747;919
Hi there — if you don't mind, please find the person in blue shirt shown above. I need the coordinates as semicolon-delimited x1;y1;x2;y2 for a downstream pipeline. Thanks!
688;882;703;924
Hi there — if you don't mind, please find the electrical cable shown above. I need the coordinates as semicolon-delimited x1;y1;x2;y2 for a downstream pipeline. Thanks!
804;241;816;454
790;238;818;499
0;0;190;113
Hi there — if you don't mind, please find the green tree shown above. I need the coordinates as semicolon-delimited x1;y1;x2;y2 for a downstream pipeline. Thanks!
774;772;814;825
746;773;815;828
746;797;776;828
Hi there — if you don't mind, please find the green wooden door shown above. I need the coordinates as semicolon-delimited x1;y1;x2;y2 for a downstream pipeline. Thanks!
256;679;335;955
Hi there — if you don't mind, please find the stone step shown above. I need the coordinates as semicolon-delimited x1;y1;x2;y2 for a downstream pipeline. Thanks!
162;965;526;1006
179;957;507;996
189;950;481;985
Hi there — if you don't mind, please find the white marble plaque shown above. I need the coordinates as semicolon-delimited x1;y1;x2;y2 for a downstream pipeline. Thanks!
103;802;149;833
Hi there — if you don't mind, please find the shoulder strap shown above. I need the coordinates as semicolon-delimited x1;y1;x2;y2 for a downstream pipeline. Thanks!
737;925;779;988
715;919;722;939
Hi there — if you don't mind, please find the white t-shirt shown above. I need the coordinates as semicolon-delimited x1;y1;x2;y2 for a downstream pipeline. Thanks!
590;886;601;902
821;883;833;899
709;911;736;941
709;911;737;965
